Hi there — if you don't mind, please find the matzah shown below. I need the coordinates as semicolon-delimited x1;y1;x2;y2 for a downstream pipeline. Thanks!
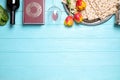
84;0;99;20
62;0;119;21
81;10;87;19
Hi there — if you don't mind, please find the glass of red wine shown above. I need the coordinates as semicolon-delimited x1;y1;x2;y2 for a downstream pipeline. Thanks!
47;0;61;24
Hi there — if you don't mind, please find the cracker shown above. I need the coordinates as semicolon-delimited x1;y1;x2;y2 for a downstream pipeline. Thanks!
81;10;87;19
93;0;118;19
87;0;102;18
100;6;117;19
84;0;98;20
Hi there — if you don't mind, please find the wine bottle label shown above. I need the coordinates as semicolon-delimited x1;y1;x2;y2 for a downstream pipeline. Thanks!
23;0;45;24
12;0;15;4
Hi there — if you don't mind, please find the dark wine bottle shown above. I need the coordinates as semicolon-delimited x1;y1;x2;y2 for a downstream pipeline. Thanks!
7;0;20;25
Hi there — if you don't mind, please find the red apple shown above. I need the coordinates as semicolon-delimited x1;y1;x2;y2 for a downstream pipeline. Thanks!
74;12;83;23
76;0;86;11
64;15;74;27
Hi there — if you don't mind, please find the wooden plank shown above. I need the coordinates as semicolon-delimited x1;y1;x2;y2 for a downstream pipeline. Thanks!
0;52;120;66
0;20;120;39
0;52;120;80
0;65;120;80
0;39;120;52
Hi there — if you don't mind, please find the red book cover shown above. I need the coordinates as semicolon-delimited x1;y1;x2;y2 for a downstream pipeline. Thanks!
23;0;45;24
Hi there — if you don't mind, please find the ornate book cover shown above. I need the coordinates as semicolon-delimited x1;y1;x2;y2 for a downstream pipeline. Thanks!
23;0;45;24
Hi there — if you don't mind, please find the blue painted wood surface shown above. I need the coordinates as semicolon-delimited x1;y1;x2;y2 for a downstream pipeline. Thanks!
0;0;120;80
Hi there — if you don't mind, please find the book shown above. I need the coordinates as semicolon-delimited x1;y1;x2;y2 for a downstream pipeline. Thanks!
23;0;45;24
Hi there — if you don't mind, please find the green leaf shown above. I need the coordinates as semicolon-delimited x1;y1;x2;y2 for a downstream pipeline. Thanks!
67;0;71;4
0;5;9;26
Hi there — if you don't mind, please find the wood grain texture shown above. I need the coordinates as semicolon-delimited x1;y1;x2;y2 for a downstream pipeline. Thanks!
0;0;120;80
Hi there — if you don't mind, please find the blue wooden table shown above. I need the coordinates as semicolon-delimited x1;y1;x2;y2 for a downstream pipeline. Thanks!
0;0;120;80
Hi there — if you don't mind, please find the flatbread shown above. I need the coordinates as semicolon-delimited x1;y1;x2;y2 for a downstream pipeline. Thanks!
62;0;119;20
84;0;99;20
81;10;87;19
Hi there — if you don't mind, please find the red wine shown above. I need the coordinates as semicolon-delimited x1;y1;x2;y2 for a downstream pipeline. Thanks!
52;11;58;21
7;0;20;24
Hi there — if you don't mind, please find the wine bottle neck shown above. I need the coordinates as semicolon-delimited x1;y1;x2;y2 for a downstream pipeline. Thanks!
10;10;15;25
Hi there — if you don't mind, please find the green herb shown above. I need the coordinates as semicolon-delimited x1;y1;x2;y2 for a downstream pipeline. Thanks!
0;5;9;26
67;0;71;4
